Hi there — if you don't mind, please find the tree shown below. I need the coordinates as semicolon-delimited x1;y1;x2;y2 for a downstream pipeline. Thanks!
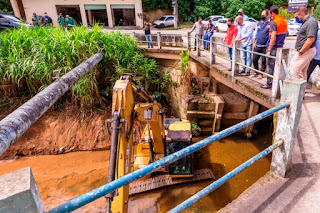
0;0;13;14
221;0;268;20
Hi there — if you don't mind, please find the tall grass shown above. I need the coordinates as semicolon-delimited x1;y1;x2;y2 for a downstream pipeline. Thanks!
0;25;167;109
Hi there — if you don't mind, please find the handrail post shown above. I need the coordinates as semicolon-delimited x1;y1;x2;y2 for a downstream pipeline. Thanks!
157;32;161;49
271;48;288;104
271;79;306;177
231;40;241;81
209;37;215;66
187;32;191;50
196;35;200;57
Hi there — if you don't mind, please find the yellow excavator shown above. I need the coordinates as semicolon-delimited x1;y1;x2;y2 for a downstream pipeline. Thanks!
105;76;214;213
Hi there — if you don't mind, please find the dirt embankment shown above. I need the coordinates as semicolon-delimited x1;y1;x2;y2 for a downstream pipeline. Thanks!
0;108;112;160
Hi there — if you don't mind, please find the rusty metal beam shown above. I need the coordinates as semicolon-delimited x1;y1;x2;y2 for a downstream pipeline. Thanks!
0;53;103;156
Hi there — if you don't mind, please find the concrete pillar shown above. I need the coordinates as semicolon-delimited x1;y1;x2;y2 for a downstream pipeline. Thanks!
87;10;93;25
196;35;200;57
10;0;21;18
135;0;144;27
270;79;306;177
210;37;216;66
157;32;161;49
106;4;113;27
0;167;44;212
79;3;88;26
187;32;191;50
231;40;241;81
271;48;288;104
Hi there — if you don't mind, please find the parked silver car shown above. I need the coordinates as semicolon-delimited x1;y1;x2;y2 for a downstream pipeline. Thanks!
202;15;225;26
153;15;174;28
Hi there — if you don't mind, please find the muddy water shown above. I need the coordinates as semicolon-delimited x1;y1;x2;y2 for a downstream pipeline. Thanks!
0;134;271;212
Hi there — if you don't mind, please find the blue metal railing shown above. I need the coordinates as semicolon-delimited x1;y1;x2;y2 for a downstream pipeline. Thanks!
168;140;284;213
48;103;289;213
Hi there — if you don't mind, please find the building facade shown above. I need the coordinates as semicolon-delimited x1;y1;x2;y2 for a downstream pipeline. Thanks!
10;0;144;27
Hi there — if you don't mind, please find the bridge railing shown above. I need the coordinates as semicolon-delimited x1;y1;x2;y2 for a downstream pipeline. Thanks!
48;77;306;212
133;32;293;104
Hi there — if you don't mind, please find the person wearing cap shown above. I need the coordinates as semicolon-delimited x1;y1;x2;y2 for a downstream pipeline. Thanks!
190;17;205;51
252;9;270;79
238;9;249;21
306;15;320;81
290;6;318;80
260;6;287;89
235;15;253;76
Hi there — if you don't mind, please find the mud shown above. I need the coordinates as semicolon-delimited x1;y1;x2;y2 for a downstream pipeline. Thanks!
0;132;272;212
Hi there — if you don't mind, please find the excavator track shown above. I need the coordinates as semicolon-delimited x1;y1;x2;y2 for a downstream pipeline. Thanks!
129;168;215;195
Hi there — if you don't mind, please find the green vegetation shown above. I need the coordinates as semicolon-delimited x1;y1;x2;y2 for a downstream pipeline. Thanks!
0;0;13;14
142;0;315;21
0;25;169;110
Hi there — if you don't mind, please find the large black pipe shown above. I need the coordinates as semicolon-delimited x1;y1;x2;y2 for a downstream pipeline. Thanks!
0;53;103;156
106;111;120;213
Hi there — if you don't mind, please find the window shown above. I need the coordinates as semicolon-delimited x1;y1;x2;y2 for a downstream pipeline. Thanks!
204;17;211;21
219;19;227;23
166;17;174;21
159;17;166;21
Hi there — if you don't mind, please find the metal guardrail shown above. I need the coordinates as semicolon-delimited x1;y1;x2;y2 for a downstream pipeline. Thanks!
237;47;277;59
48;102;289;212
168;140;284;213
236;62;274;78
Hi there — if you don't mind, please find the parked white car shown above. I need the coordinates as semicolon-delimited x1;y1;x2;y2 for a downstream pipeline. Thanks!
287;20;300;36
215;18;228;32
247;18;257;30
153;15;174;28
202;15;224;26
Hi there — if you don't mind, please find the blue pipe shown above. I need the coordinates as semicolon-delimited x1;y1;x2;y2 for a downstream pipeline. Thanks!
168;140;284;213
237;48;277;59
47;103;289;213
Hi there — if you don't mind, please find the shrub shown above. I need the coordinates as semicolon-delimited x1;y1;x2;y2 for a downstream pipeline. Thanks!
0;25;167;109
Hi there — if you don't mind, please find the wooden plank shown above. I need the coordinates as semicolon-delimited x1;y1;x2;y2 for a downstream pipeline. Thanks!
187;110;215;119
245;101;260;137
223;112;248;120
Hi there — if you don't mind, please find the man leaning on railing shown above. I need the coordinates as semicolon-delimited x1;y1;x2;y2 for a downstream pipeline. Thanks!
190;17;205;51
260;6;287;89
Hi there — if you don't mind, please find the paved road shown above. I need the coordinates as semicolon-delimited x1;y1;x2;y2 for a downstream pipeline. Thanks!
103;28;296;49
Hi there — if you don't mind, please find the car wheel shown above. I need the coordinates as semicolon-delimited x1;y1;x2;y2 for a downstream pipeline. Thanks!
215;26;219;32
160;24;165;28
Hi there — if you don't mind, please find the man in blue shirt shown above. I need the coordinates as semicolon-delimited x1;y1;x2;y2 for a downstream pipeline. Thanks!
252;9;270;79
31;13;39;27
238;9;249;21
306;16;320;81
235;15;254;75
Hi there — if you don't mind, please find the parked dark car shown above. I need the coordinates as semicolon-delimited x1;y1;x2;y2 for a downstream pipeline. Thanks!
0;14;32;30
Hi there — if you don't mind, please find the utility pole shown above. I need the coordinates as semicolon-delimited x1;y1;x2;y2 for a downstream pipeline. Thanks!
172;0;178;28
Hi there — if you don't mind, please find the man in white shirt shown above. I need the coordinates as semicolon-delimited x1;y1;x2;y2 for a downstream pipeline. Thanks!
235;15;254;76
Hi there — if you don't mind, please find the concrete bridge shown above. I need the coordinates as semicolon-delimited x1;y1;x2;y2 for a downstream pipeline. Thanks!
137;34;320;213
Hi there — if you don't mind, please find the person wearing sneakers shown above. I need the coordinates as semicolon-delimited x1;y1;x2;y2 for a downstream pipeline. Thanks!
235;15;254;76
252;9;270;79
260;6;287;89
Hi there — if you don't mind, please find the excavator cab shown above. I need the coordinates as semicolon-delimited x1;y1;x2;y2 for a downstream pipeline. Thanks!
165;119;193;177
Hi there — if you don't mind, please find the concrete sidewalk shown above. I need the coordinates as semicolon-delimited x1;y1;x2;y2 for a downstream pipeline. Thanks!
219;91;320;213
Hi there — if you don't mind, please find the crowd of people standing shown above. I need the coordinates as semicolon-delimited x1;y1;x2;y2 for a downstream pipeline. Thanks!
189;5;320;90
31;12;76;30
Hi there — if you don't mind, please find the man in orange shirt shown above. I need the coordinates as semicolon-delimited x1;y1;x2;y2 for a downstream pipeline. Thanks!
223;17;238;71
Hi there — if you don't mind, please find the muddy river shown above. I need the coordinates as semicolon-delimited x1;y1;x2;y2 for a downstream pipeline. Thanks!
0;134;272;212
